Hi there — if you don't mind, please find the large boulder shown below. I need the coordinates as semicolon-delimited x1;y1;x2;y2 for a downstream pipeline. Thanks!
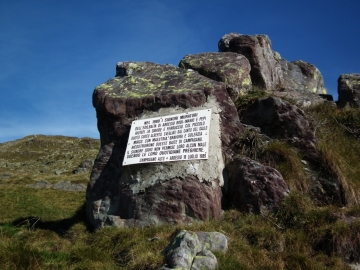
226;157;290;213
218;33;283;91
277;57;329;107
337;74;360;108
87;61;242;228
179;52;252;101
280;59;327;95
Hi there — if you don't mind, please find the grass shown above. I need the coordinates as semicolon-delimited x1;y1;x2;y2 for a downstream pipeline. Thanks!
0;186;356;269
236;86;270;115
0;185;84;223
262;141;310;194
306;103;360;206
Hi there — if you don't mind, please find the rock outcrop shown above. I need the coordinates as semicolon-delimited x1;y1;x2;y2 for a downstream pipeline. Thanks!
219;32;329;107
179;52;252;100
218;33;284;91
87;32;339;229
87;61;242;228
241;97;315;143
280;59;327;94
239;97;345;205
338;74;360;108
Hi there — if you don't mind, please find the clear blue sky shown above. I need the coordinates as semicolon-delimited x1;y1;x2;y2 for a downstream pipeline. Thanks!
1;0;359;143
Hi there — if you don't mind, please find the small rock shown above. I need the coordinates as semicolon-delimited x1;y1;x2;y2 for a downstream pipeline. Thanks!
162;230;228;270
73;159;94;174
196;231;228;252
27;180;52;189
147;237;160;242
52;181;87;192
0;172;12;180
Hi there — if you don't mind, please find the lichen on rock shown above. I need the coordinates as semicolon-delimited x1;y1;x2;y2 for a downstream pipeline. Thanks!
179;52;252;101
88;61;242;228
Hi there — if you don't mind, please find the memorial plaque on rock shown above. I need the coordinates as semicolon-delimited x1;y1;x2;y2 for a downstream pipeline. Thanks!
123;109;211;165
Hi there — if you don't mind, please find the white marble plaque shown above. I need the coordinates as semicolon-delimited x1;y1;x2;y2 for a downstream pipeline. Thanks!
123;109;211;166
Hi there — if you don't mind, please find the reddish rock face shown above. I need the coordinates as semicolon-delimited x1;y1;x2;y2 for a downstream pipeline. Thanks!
239;97;345;205
87;61;242;228
338;74;360;108
132;177;223;226
241;96;319;163
241;97;315;142
179;52;252;101
226;157;290;213
218;33;329;107
218;33;283;91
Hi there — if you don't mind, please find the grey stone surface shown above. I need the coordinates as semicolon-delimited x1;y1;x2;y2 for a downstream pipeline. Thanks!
196;231;228;252
27;180;52;189
191;249;218;270
52;181;87;192
280;59;327;94
27;180;86;192
162;230;227;270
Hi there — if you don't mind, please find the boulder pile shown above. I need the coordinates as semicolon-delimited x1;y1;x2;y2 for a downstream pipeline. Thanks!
86;31;360;269
87;32;353;229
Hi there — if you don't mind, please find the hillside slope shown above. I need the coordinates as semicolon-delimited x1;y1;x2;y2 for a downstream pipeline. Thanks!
0;135;99;186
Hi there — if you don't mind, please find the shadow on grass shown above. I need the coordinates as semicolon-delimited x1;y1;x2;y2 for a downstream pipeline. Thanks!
2;202;94;235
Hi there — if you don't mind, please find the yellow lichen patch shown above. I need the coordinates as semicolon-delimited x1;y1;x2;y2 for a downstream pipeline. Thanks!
241;76;251;87
345;80;353;88
96;83;112;91
313;70;319;80
237;69;245;78
321;88;327;94
224;63;234;68
128;62;138;69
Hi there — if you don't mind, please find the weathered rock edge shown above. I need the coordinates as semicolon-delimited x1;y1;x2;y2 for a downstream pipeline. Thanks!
179;52;252;101
218;33;284;91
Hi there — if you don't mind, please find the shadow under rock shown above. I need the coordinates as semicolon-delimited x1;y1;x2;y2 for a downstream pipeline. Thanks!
4;202;94;235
